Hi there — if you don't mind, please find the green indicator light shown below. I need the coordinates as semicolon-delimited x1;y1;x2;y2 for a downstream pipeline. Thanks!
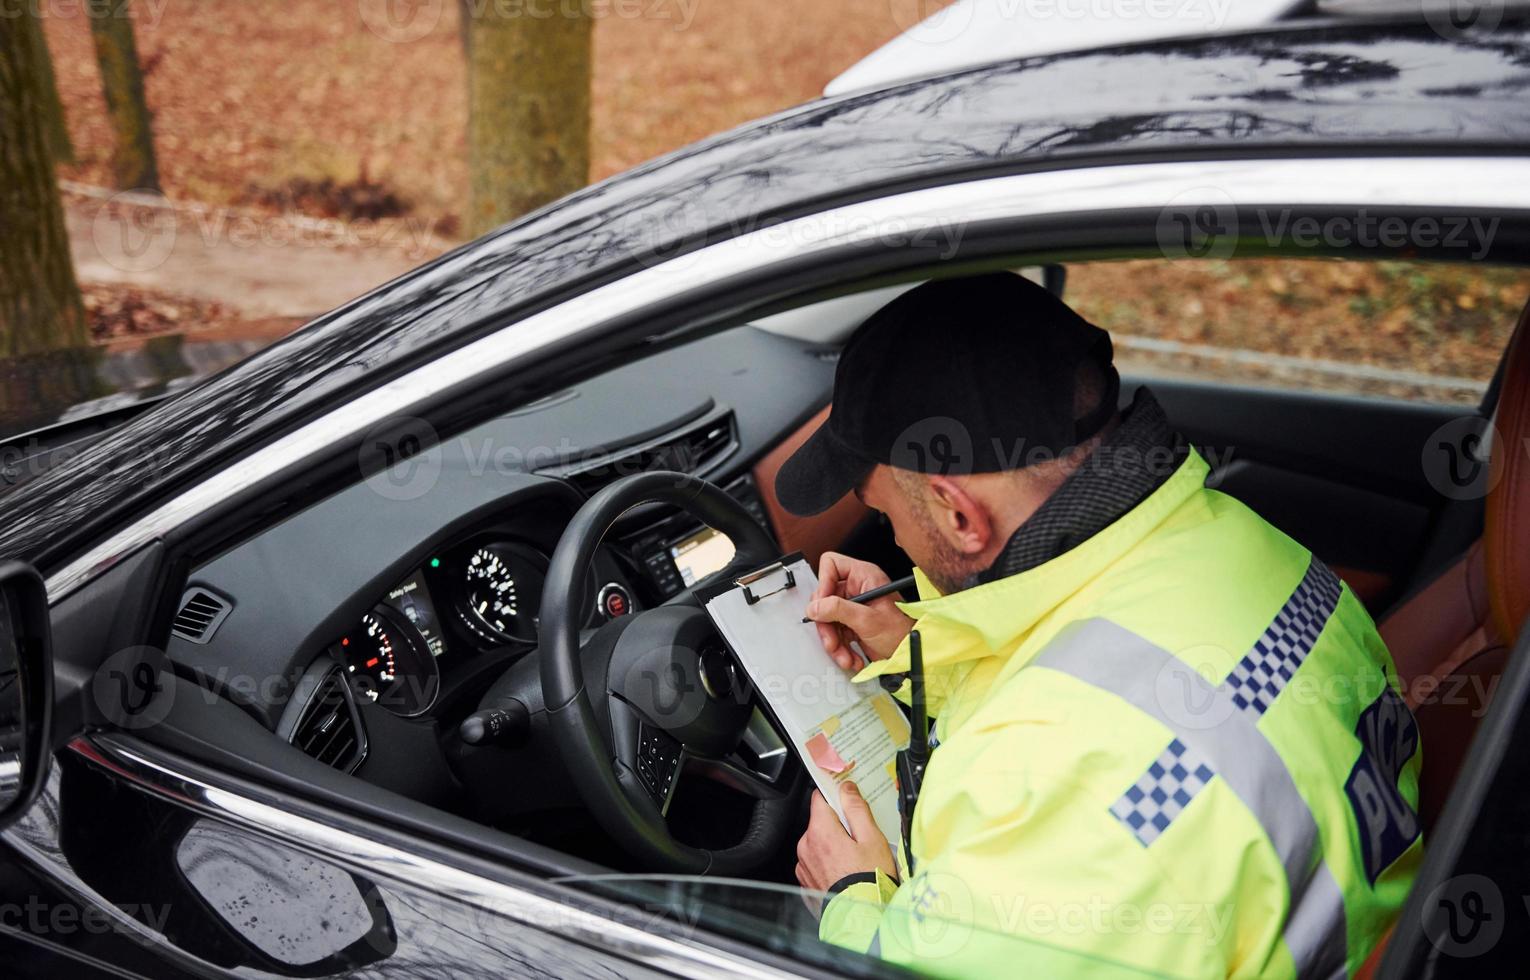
430;558;441;569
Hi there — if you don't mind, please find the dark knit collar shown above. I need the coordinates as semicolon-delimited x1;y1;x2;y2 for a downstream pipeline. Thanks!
978;387;1185;584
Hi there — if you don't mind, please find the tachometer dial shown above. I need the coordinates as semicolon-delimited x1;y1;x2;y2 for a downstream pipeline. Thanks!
338;605;438;716
460;543;548;644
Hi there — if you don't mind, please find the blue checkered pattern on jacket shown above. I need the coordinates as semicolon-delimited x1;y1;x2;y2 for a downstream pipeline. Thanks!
1109;738;1216;846
1223;557;1343;718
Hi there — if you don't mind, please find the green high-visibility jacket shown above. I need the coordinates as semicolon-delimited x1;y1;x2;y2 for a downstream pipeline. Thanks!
819;449;1422;978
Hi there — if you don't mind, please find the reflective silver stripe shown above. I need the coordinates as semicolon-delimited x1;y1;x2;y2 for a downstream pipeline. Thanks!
1033;618;1347;974
1284;863;1347;980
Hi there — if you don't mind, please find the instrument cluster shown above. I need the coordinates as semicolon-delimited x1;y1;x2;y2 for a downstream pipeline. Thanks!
329;536;634;718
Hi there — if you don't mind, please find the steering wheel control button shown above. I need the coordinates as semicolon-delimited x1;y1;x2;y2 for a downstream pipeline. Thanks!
598;583;633;620
638;725;682;807
643;551;684;596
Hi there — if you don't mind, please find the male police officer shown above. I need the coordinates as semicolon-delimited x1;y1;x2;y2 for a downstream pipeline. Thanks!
779;274;1421;977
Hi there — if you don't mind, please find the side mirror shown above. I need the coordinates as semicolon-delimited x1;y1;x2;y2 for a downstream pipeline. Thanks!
0;561;54;830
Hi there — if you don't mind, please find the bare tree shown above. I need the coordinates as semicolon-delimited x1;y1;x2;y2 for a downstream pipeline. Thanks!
467;3;592;237
25;11;73;164
0;8;86;358
88;0;160;192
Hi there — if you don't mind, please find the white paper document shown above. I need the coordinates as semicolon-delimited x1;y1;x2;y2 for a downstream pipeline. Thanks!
704;558;911;848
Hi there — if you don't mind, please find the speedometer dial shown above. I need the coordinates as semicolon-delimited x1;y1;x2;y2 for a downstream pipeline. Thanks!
339;605;438;716
355;612;399;686
460;543;548;644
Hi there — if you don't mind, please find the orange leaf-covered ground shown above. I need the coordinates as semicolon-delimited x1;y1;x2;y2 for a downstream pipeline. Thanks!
41;0;944;229
37;1;1529;396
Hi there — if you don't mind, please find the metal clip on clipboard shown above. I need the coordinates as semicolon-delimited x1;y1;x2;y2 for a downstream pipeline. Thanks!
734;560;798;605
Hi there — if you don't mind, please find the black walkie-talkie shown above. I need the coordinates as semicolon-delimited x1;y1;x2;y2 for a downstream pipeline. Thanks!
894;629;929;873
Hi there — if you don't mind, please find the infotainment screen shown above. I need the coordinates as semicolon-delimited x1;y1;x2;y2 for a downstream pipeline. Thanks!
386;571;446;658
669;527;736;586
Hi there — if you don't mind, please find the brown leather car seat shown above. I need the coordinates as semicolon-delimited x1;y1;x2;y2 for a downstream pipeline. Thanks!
1378;297;1530;834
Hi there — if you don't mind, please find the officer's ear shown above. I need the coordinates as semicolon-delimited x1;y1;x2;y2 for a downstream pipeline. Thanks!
925;475;994;556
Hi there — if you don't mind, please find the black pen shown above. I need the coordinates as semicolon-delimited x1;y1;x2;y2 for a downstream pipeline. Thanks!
802;574;918;623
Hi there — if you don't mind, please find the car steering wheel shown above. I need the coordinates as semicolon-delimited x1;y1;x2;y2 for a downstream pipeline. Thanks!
539;472;807;873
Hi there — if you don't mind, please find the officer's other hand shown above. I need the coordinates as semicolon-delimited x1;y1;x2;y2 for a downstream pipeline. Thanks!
795;782;897;894
804;552;914;670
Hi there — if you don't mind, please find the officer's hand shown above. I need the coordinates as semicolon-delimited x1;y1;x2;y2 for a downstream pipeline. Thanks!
804;552;914;670
795;782;897;894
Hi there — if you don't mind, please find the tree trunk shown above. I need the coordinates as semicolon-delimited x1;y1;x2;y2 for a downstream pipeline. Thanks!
467;4;592;237
0;9;87;360
88;0;160;193
26;11;73;164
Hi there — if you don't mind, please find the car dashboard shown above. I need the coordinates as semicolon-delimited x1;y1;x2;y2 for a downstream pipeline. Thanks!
161;324;838;826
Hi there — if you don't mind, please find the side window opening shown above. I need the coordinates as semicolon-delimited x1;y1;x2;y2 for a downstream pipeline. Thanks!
1068;259;1530;405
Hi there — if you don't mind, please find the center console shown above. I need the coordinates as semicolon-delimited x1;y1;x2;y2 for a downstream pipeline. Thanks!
622;474;774;598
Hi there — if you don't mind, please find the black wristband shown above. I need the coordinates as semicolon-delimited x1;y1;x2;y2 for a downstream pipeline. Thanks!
821;871;880;917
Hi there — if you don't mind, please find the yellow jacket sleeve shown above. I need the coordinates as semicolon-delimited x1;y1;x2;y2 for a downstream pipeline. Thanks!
819;869;901;952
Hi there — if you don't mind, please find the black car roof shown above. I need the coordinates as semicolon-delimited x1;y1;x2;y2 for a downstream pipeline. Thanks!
6;17;1530;568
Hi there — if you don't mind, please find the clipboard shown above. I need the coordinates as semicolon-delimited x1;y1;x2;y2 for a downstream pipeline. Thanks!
703;555;910;848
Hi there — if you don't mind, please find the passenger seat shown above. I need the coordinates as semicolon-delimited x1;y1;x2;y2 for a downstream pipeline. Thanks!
1377;298;1530;833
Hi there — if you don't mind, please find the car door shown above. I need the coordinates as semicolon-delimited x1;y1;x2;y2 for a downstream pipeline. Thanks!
5;735;832;979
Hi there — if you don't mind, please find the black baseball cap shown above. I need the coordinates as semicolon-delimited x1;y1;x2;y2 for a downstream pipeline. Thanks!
775;272;1119;517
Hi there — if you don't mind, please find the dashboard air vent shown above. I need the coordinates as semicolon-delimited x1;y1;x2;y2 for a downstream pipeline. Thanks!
171;588;233;644
555;409;738;498
290;671;366;773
